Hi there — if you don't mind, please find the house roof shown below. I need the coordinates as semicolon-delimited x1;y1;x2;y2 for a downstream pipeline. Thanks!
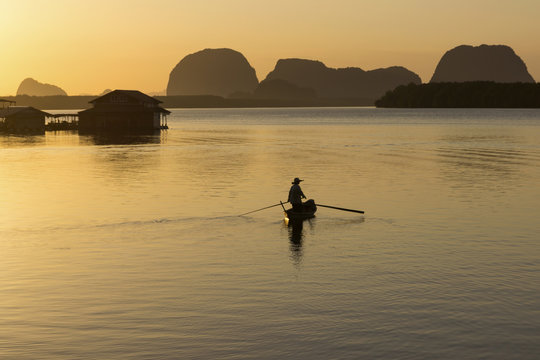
89;90;162;104
0;106;51;117
78;106;170;115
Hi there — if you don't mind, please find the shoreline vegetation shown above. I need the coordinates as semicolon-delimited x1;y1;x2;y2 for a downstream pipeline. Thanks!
6;82;540;110
375;82;540;108
1;95;374;110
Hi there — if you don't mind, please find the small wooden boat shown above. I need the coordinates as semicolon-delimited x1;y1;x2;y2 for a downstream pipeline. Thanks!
284;199;317;222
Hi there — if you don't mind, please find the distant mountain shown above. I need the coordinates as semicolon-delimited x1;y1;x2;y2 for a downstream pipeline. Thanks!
263;59;421;100
253;79;317;99
167;48;259;97
430;44;535;83
16;78;67;96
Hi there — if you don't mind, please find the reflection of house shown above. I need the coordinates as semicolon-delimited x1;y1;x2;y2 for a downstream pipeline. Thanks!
0;103;50;132
78;90;170;132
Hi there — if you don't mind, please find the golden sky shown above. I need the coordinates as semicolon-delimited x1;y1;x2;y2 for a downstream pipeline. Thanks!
1;0;539;95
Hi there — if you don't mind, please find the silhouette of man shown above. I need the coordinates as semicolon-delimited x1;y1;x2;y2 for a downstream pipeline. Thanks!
288;177;307;212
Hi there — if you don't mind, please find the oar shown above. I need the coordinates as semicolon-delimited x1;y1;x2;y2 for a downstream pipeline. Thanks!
316;203;364;214
239;202;289;216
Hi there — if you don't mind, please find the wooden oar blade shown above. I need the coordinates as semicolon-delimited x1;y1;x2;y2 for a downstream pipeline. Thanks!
316;204;364;214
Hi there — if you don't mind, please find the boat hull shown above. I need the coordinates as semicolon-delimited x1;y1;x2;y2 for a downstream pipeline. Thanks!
284;199;317;221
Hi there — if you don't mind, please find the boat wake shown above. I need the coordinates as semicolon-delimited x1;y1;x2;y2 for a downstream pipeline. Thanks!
2;214;253;235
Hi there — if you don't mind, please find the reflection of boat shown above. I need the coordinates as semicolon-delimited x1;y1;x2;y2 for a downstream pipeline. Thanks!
287;217;305;265
284;199;317;222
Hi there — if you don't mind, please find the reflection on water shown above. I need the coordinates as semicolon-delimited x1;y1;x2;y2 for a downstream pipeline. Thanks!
79;131;165;145
435;134;537;196
287;219;305;265
179;128;254;145
0;133;46;147
1;108;540;359
0;131;166;148
437;147;522;178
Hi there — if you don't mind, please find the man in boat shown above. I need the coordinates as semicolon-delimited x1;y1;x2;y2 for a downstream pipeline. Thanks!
288;177;307;212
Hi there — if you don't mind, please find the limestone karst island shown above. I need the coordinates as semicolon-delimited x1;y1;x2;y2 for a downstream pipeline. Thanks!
2;44;540;133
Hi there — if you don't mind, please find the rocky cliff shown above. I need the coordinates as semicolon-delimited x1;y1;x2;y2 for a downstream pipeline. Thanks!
16;78;67;96
264;59;421;100
253;79;317;99
430;44;535;83
166;48;259;97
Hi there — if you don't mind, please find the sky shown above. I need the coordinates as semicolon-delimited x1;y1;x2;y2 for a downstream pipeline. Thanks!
1;0;539;95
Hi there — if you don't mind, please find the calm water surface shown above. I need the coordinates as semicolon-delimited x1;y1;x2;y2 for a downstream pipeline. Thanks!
1;108;539;359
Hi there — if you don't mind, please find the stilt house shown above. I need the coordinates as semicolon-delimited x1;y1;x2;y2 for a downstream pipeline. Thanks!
0;103;49;132
78;90;170;132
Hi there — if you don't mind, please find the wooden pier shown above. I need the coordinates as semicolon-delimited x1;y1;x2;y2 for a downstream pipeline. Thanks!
45;113;79;131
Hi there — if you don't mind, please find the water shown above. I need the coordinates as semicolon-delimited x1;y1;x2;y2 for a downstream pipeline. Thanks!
1;108;539;359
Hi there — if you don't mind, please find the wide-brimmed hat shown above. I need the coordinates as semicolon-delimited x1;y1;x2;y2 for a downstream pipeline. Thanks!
292;177;303;184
